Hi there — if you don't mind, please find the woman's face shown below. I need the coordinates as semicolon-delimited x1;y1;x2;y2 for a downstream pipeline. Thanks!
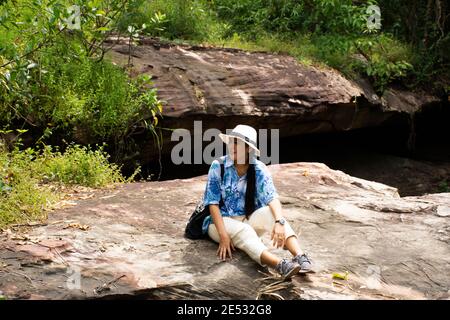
229;138;249;164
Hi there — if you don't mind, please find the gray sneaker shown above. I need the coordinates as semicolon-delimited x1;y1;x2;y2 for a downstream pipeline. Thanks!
292;253;313;273
275;259;301;280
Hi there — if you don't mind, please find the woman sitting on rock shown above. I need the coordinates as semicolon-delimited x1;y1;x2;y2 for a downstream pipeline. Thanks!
202;124;313;279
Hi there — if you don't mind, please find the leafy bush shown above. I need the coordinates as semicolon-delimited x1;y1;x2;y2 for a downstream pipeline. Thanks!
0;136;134;228
38;45;161;139
0;0;162;145
37;144;132;187
0;139;54;227
117;0;225;40
208;0;418;93
438;180;449;193
311;33;414;92
211;0;373;37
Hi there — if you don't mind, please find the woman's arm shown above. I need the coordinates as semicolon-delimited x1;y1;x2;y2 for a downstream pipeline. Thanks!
203;160;234;260
255;163;284;248
268;198;286;248
268;198;283;221
210;204;235;260
209;204;227;237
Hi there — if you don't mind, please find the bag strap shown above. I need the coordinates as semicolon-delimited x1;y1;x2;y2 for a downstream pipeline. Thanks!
220;163;225;180
218;159;225;208
244;164;256;219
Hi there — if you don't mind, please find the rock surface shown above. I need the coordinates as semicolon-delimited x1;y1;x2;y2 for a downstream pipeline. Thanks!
102;38;440;163
1;162;449;300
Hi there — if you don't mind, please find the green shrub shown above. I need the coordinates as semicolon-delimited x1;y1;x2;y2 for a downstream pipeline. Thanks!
0;140;56;227
438;180;449;193
37;144;131;187
0;137;135;228
206;0;417;92
117;0;225;41
211;0;372;37
1;38;162;140
353;35;414;92
0;0;162;145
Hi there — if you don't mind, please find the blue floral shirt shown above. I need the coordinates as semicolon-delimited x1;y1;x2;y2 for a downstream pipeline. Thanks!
202;154;279;234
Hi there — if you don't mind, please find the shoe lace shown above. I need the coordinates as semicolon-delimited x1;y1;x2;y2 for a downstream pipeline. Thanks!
277;259;289;274
298;254;311;264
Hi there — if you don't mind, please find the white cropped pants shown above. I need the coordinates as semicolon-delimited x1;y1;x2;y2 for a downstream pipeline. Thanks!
207;206;296;266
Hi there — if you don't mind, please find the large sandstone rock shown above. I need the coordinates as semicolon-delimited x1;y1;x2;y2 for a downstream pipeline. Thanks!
1;162;449;300
103;38;440;163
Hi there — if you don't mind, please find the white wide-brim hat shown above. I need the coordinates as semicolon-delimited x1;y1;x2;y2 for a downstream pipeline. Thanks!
219;124;260;157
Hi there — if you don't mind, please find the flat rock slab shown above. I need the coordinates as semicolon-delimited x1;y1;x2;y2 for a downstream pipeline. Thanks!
1;162;449;300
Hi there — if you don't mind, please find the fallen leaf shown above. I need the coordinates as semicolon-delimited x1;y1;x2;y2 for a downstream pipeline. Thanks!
332;271;349;280
11;234;31;241
63;223;90;231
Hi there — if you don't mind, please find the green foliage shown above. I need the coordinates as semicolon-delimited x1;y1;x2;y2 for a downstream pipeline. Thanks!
0;0;162;144
217;32;319;66
0;1;162;230
207;0;422;93
363;57;413;93
378;0;449;87
0;0;134;61
211;0;374;37
438;180;449;193
41;46;160;139
209;0;448;91
2;0;447;102
117;0;224;40
1;43;162;141
0;137;134;227
0;138;55;227
37;144;131;187
310;33;414;92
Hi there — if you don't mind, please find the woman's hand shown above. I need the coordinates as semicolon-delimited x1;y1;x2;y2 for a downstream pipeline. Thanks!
271;223;286;248
209;204;234;261
217;233;235;261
